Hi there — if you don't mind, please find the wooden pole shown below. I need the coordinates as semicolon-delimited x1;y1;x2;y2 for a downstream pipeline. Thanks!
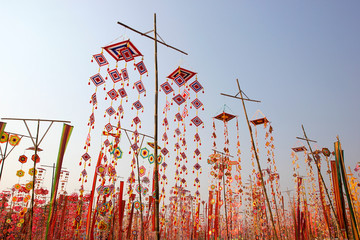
235;79;279;240
123;131;146;240
86;151;104;240
300;125;343;236
29;119;40;240
153;13;160;240
270;182;282;240
336;140;360;239
115;16;187;240
118;181;125;240
0;137;10;183
222;162;230;240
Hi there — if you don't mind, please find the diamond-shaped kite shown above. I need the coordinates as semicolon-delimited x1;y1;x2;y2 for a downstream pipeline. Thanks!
189;80;203;93
108;68;122;83
90;73;105;87
191;116;203;127
121;68;129;81
191;98;203;109
172;94;186;105
160;82;173;95
167;67;196;82
103;40;142;61
134;80;146;94
107;89;119;100
136;61;147;75
106;107;116;116
93;53;108;67
133;100;143;110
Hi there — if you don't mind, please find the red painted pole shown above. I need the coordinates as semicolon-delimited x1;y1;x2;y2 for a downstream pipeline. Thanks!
118;181;125;240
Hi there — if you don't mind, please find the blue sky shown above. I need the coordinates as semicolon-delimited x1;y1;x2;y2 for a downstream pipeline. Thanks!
1;1;359;200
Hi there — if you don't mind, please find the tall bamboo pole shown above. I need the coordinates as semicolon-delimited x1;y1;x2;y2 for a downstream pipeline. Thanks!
29;119;40;240
236;80;279;240
153;13;160;240
116;16;187;240
300;125;343;236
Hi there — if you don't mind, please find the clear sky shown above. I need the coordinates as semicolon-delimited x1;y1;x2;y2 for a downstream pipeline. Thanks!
1;0;359;200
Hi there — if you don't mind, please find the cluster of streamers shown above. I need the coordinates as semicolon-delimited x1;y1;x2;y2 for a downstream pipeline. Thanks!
208;110;240;239
77;37;148;236
91;147;118;238
250;111;285;235
159;66;204;233
290;144;335;239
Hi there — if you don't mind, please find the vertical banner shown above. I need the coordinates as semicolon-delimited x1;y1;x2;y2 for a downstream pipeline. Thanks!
86;151;104;239
45;123;73;239
335;141;360;240
117;181;125;240
331;160;348;238
296;177;302;240
208;191;213;239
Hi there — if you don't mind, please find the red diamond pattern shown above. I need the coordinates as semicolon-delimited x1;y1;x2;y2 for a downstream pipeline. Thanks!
161;148;169;156
194;163;201;171
108;68;122;83
135;61;147;75
91;93;97;105
175;128;181;136
134;80;146;94
194;148;200;156
89;113;95;126
173;94;186;105
191;98;203;109
133;116;141;125
93;53;108;67
121;68;129;81
118;88;127;98
191;116;203;127
162;133;168;141
133;100;143;110
106;106;116;116
173;75;185;87
175;113;183;121
189;80;203;93
104;139;110;147
160;82;173;95
105;123;113;132
82;153;91;161
107;89;119;100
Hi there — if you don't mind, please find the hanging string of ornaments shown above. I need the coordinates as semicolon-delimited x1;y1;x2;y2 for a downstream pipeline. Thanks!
159;66;205;236
76;38;149;236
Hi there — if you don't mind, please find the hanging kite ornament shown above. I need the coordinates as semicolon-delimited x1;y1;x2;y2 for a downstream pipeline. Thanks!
161;66;204;232
212;109;241;207
82;38;147;230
